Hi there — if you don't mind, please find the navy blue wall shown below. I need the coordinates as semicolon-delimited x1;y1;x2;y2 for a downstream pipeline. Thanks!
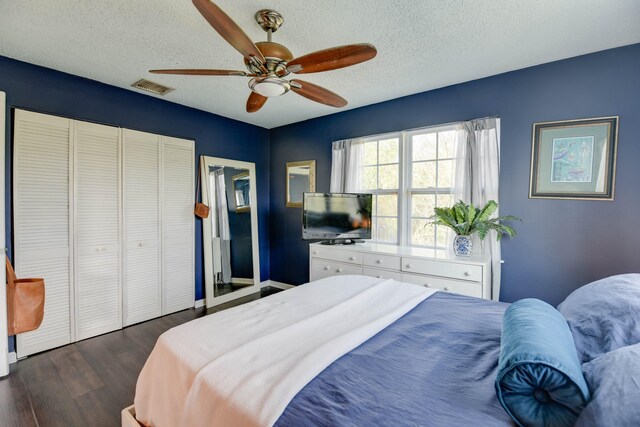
269;43;640;306
1;56;270;351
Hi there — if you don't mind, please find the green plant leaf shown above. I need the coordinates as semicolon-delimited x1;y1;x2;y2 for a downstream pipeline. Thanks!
477;200;498;222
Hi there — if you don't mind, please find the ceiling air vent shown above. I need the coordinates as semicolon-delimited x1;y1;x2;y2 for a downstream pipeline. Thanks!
131;79;174;96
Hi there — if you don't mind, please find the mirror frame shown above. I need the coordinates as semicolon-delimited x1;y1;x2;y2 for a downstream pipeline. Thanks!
201;156;260;308
286;160;316;208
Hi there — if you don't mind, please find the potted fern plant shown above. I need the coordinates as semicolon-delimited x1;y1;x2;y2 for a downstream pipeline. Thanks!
431;200;520;256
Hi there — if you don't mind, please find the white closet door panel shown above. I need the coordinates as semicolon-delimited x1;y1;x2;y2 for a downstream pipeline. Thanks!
123;129;161;325
161;137;194;314
75;122;120;248
74;121;121;340
76;252;120;340
123;129;160;242
16;258;71;356
123;245;160;325
14;110;72;357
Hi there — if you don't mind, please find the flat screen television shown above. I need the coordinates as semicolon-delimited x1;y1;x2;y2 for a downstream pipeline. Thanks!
302;193;372;244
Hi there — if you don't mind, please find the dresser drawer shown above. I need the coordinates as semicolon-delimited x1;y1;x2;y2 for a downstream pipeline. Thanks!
310;260;363;281
401;273;483;298
363;253;401;271
362;267;403;281
402;257;482;282
310;247;362;265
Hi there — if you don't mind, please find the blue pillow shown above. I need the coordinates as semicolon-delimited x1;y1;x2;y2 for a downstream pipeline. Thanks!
558;273;640;363
576;343;640;426
496;299;590;427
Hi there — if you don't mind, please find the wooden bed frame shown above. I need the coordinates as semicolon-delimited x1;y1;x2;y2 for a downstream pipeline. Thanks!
121;405;143;427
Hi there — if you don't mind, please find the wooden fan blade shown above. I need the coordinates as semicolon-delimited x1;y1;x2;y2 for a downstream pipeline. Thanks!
150;69;248;76
247;92;268;113
192;0;265;63
287;43;377;74
290;80;347;108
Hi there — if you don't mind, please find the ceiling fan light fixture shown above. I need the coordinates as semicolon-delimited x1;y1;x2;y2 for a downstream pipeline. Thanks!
249;76;290;97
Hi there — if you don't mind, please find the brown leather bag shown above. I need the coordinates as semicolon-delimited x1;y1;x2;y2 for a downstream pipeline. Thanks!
194;155;210;219
6;257;45;336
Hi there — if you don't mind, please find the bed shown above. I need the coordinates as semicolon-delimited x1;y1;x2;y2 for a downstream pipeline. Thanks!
124;273;640;426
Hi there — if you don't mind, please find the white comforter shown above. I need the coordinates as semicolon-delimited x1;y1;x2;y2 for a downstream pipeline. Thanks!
134;275;435;427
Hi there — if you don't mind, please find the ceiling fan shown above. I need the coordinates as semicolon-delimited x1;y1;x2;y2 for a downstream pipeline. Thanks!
150;0;377;113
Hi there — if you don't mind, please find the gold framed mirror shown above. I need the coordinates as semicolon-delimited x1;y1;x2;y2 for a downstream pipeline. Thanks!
232;171;251;213
286;160;316;208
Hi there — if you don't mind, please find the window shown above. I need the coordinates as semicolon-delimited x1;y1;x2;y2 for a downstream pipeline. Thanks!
360;125;458;248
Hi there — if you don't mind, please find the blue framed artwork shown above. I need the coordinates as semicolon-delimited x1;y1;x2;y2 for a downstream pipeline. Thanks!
529;116;618;200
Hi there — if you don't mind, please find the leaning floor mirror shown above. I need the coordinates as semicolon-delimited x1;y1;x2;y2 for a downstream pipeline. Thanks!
201;156;260;308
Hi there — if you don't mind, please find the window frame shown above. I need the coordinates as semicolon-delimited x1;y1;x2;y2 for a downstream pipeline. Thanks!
361;124;459;248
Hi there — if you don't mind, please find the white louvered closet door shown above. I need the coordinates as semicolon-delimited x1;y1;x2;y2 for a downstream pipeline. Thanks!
74;121;122;340
122;129;161;326
161;136;194;314
14;110;73;358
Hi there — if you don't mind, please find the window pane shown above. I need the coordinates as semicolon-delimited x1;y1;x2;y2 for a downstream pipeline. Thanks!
364;141;377;166
378;138;399;164
411;219;435;246
363;166;377;190
437;159;454;188
436;193;454;208
378;164;398;189
436;225;449;247
439;130;456;158
411;193;436;218
376;217;397;243
412;161;436;188
377;194;397;216
412;133;437;161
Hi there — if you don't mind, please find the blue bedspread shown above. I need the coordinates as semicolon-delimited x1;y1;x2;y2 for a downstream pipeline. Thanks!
275;291;514;426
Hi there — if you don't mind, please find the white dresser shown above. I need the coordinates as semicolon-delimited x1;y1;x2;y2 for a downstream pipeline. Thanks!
309;242;491;299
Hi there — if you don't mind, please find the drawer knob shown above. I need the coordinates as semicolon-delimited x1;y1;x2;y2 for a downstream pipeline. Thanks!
337;268;343;273
444;286;450;291
406;264;412;268
349;256;355;261
424;283;431;288
324;266;330;271
376;259;382;264
313;251;318;255
464;271;471;276
376;275;381;279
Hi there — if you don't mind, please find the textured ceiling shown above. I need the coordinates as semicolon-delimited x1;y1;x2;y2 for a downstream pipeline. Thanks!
1;1;639;129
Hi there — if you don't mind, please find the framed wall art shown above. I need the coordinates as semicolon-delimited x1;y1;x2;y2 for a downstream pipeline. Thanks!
529;116;618;200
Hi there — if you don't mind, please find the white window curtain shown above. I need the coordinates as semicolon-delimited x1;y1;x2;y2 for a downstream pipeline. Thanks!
330;139;364;193
452;117;502;301
213;168;232;283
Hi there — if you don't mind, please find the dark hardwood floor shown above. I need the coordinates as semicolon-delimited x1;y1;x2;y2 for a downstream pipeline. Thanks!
0;287;283;427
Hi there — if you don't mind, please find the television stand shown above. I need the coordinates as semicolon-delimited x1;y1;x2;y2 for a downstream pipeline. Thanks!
320;239;357;245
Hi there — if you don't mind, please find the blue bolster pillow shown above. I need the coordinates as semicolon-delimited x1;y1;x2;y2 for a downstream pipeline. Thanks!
495;299;590;427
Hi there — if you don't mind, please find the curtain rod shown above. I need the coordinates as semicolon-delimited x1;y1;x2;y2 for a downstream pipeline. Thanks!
336;115;501;142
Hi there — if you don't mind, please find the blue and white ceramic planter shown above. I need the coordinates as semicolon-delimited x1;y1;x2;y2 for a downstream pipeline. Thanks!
453;235;473;256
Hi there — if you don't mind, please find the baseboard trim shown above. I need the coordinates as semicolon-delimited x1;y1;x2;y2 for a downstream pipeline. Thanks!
260;280;294;290
231;277;254;285
193;299;205;309
8;351;17;365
